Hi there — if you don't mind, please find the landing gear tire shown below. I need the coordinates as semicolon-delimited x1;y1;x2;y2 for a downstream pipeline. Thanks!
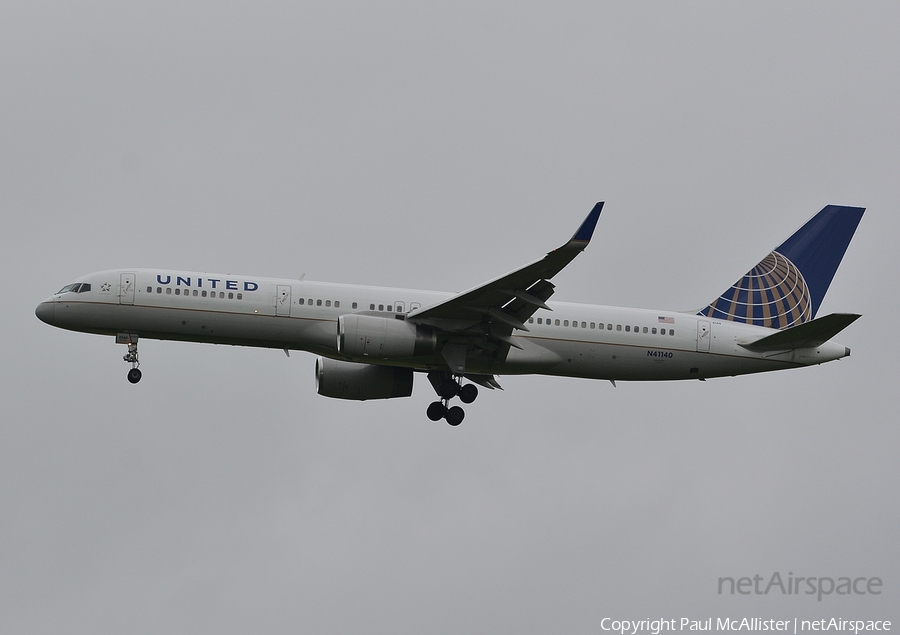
459;383;478;404
426;372;478;424
438;380;460;400
127;368;142;384
445;406;465;426
426;401;447;421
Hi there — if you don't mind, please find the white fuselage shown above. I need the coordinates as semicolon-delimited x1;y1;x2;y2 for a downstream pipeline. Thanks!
35;268;850;382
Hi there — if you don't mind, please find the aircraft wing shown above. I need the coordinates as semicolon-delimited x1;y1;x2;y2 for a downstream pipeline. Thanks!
407;202;603;357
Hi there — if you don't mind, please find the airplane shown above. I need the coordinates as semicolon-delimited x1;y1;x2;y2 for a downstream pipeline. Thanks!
35;202;864;425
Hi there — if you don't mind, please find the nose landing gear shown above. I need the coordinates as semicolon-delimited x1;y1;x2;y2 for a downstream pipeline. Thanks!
426;372;478;425
118;333;142;384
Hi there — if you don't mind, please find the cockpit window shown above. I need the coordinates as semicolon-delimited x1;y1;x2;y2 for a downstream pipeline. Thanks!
55;283;91;294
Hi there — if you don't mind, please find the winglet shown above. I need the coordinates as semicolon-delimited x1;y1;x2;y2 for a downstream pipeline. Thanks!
568;202;604;245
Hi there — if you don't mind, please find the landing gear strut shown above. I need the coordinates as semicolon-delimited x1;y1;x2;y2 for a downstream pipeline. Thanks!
119;333;142;384
426;372;478;426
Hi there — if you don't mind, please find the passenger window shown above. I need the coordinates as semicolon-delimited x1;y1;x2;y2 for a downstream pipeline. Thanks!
317;299;322;306
227;292;233;299
325;300;331;307
555;319;560;326
528;318;534;323
237;293;242;300
147;286;152;293
616;324;621;331
652;328;657;334
193;290;198;297
607;324;612;330
387;305;393;312
379;304;384;311
590;322;595;329
670;329;675;336
308;299;313;305
166;288;172;294
537;318;542;324
625;325;630;332
370;304;375;310
581;322;586;328
643;327;648;334
564;320;569;327
157;287;162;294
175;288;180;295
335;301;340;308
202;290;207;297
352;302;358;309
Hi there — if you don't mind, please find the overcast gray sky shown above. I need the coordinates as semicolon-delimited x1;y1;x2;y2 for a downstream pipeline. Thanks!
2;2;898;633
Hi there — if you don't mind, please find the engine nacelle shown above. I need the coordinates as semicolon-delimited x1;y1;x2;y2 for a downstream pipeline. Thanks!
316;357;414;401
337;314;436;359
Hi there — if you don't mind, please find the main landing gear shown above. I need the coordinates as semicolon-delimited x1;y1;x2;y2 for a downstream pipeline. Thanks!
118;333;142;384
426;373;478;426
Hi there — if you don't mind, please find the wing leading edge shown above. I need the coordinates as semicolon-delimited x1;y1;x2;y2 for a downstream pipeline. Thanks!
407;202;603;366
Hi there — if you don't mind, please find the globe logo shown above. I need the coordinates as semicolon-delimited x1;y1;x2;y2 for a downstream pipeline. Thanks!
699;251;811;329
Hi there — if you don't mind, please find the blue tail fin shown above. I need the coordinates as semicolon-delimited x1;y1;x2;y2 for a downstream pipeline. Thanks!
698;205;864;329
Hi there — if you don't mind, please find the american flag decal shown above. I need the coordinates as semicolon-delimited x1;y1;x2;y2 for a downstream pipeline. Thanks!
658;316;674;324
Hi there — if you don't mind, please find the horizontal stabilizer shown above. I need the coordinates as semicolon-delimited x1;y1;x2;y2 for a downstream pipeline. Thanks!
738;313;861;352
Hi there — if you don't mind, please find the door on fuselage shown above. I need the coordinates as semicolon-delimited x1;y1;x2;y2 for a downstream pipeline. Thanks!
119;272;135;305
276;285;292;316
696;320;711;352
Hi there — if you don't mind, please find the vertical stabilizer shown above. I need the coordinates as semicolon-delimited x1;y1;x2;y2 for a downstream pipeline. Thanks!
698;205;864;329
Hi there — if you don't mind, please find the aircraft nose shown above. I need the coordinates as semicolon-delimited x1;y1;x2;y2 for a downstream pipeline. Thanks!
35;301;55;325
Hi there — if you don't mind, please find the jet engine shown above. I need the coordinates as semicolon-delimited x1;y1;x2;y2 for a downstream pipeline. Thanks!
337;314;436;359
316;357;414;400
